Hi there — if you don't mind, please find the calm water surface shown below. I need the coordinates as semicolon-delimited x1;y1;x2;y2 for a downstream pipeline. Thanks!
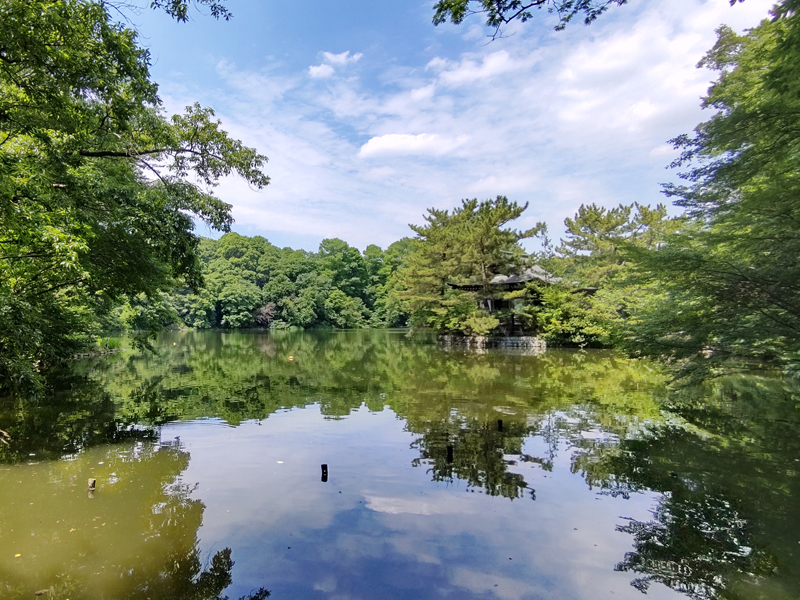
1;330;798;600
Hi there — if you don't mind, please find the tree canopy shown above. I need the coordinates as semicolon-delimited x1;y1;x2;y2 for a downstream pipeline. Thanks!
397;196;544;336
620;5;800;377
432;0;628;34
0;0;268;389
165;233;411;332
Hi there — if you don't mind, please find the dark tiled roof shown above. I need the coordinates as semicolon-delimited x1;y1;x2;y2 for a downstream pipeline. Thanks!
449;265;560;290
488;265;561;285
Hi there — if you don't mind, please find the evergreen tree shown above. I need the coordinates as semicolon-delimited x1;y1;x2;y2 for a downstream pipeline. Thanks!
397;196;544;335
554;203;675;286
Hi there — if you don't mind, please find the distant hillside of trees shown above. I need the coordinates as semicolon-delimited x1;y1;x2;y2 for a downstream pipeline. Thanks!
107;196;674;351
109;234;413;338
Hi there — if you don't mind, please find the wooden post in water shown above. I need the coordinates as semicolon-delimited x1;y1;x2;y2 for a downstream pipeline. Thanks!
321;464;328;482
87;478;96;498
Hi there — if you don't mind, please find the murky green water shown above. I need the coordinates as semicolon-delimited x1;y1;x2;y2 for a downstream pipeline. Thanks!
1;330;798;600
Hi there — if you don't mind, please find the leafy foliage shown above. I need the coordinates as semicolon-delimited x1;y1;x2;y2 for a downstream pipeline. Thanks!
149;0;232;22
620;8;800;377
517;202;677;347
432;0;628;34
396;196;544;335
551;202;677;286
526;285;609;346
0;0;268;390
169;233;409;331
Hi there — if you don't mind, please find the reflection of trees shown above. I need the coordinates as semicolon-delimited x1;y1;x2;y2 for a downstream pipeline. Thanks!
74;330;667;428
615;493;776;600
572;427;791;600
110;450;272;600
118;545;270;600
569;374;800;599
0;436;269;600
410;415;542;500
0;372;157;463
5;331;799;598
6;330;669;498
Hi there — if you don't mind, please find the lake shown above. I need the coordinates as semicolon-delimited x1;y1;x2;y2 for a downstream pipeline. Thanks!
1;330;798;600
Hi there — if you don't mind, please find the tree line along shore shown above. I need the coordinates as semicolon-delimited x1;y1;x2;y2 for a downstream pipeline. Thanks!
2;0;798;391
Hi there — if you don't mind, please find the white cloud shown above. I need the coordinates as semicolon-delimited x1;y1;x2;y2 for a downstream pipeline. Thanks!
425;56;448;71
461;24;486;42
312;576;337;593
308;50;363;80
359;133;470;157
322;50;363;65
308;63;334;79
466;174;539;195
409;84;435;101
451;568;539;600
363;166;398;179
650;143;677;157
437;50;523;86
364;493;479;515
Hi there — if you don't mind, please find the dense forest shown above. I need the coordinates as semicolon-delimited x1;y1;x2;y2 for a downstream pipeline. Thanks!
115;234;412;333
93;197;673;346
2;0;799;390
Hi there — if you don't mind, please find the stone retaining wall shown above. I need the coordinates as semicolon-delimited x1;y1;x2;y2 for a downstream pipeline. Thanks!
72;349;123;359
438;335;546;355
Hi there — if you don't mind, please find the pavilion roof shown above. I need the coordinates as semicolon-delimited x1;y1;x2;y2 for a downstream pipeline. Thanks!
448;265;561;291
488;265;561;286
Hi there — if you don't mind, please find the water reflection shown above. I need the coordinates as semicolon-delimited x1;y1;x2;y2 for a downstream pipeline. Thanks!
0;374;157;464
410;415;539;500
574;375;800;600
0;434;269;600
0;330;797;600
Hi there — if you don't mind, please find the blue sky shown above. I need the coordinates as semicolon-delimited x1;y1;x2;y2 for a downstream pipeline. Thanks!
131;0;774;251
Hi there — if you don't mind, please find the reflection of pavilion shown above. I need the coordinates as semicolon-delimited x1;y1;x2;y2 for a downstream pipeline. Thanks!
410;415;550;500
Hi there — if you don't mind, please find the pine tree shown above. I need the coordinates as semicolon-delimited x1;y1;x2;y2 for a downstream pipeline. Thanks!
396;196;544;335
